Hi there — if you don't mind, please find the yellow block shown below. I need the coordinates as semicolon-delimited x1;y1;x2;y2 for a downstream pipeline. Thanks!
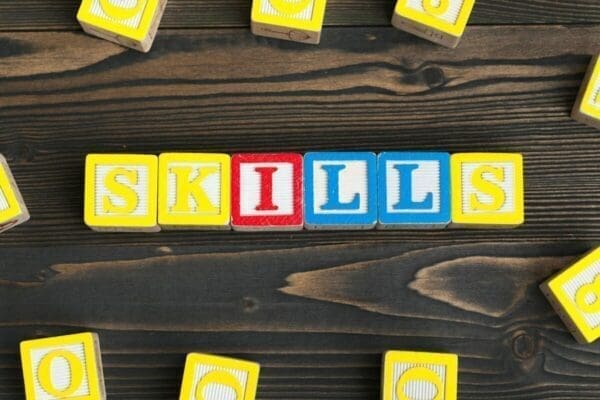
451;153;524;228
84;153;159;232
77;0;168;52
251;0;327;44
179;353;260;400
158;153;231;229
541;247;600;344
382;350;458;400
392;0;476;48
20;333;105;400
572;56;600;130
0;154;30;233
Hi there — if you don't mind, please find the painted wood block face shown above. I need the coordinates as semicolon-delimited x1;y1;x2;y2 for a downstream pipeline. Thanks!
179;353;260;400
572;56;600;130
382;351;458;400
158;153;231;230
231;153;303;231
0;154;30;233
541;247;600;344
251;0;327;44
84;154;159;232
391;0;475;48
378;152;450;229
20;333;105;400
450;153;524;228
77;0;168;52
304;152;377;230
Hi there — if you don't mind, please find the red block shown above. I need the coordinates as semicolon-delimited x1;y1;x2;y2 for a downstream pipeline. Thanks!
232;153;303;231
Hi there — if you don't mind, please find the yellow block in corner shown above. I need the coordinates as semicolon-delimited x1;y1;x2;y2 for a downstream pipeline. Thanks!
158;153;231;229
541;247;600;344
382;350;458;400
451;153;524;228
572;56;600;130
179;353;260;400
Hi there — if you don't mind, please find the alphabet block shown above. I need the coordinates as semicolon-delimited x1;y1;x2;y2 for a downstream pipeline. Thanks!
382;350;458;400
251;0;327;44
231;153;303;231
304;152;377;230
20;333;105;400
378;152;450;229
84;154;159;232
450;153;524;228
391;0;475;48
572;56;600;130
540;247;600;344
77;0;168;52
179;353;260;400
0;155;29;233
158;153;231;229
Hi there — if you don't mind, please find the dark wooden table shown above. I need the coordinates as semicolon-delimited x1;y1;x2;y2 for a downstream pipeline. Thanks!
1;0;600;398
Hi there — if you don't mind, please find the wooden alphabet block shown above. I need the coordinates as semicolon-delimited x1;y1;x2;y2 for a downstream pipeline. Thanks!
251;0;327;44
179;353;260;400
84;154;159;232
572;56;600;130
77;0;168;52
540;247;600;344
231;153;303;231
450;153;524;228
382;350;458;400
20;333;105;400
377;152;450;229
158;153;231;229
304;152;377;230
391;0;475;48
0;155;29;233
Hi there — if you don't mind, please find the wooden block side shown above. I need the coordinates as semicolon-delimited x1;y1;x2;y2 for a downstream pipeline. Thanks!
251;20;321;44
539;281;590;344
0;154;30;233
572;55;600;130
391;12;461;48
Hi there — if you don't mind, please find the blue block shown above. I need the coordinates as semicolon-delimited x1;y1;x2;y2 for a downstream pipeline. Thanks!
304;152;377;230
377;152;450;229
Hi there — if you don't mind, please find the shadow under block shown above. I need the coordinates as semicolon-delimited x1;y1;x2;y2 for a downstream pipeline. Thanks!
179;353;260;400
540;247;600;344
251;0;327;44
231;153;303;231
450;153;524;228
0;154;30;233
377;152;450;229
391;0;475;48
158;153;231;230
20;333;105;400
304;152;377;230
84;154;160;232
382;350;458;400
572;55;600;130
77;0;168;52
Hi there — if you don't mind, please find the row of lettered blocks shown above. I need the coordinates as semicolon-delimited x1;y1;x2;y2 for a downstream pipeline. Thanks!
83;152;525;232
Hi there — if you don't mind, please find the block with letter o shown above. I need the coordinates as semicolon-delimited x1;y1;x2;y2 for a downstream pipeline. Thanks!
20;333;105;400
179;353;260;400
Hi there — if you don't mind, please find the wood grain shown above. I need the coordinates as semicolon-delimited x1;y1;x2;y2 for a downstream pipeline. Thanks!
1;0;600;30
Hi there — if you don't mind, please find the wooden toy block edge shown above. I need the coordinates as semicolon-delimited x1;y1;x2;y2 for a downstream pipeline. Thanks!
0;154;30;233
539;281;591;344
391;13;461;48
251;21;321;44
571;55;600;130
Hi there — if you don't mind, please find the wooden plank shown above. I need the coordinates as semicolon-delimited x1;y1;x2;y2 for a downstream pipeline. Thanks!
0;26;599;246
0;242;599;399
0;0;600;30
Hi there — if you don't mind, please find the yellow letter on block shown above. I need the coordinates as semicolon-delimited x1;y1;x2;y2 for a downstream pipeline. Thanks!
451;153;524;228
0;154;29;233
77;0;168;52
541;247;600;344
382;351;458;400
20;333;105;400
84;154;159;232
392;0;476;48
251;0;327;44
158;153;231;229
572;56;600;130
179;353;260;400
